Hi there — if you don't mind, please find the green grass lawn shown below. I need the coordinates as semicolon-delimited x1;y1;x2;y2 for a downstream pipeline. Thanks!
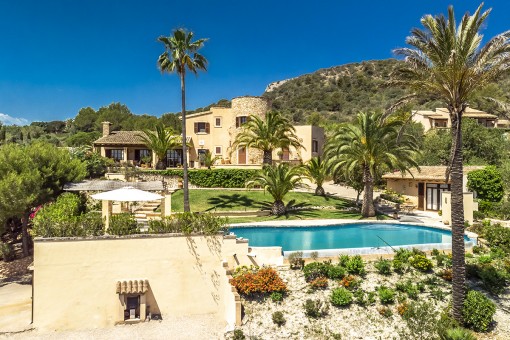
170;189;392;222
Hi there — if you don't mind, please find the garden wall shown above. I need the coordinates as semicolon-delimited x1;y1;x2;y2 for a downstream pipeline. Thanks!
33;234;249;330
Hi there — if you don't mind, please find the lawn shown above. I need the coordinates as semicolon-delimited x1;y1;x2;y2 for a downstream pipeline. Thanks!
171;189;354;212
170;189;389;222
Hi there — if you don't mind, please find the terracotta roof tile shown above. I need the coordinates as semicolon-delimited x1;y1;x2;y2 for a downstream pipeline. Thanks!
382;166;485;181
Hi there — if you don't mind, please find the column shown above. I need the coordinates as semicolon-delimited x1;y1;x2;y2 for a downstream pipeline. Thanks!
162;192;172;217
102;200;112;231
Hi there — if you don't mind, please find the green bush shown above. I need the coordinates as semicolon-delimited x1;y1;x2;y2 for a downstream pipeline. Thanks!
330;287;353;307
0;243;15;262
396;280;420;300
327;265;346;280
232;329;245;340
399;301;440;340
374;257;392;275
338;254;349;267
270;291;284;303
444;327;477;340
149;213;228;235
467;166;504;203
108;213;138;236
478;265;508;295
394;248;413;263
272;311;286;326
303;262;329;282
303;299;329;318
353;289;375;306
409;254;434;272
463;290;496;332
144;169;259;188
392;259;406;273
345;255;366;275
377;286;396;304
482;222;510;254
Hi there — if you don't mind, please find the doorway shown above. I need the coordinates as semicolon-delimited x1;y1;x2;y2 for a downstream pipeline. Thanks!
238;147;246;164
418;183;424;210
426;183;450;210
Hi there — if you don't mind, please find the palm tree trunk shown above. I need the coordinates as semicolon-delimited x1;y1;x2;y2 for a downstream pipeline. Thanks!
272;200;286;216
21;210;31;257
450;110;466;324
180;70;190;212
362;165;375;217
315;186;325;196
263;150;272;165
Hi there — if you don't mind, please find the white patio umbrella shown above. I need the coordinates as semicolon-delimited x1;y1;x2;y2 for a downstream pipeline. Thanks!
91;186;163;201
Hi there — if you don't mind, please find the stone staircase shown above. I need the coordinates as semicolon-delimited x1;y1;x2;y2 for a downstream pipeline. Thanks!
134;200;161;231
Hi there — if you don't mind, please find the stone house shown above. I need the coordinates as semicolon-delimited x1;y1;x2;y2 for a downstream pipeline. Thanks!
412;107;500;132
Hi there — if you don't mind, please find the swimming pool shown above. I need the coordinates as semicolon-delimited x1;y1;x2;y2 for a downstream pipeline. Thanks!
229;222;476;255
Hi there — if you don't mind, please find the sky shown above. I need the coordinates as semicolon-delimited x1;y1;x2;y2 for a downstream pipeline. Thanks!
0;0;509;124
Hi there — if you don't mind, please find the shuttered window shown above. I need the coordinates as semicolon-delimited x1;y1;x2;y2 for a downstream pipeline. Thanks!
236;116;249;128
194;122;210;134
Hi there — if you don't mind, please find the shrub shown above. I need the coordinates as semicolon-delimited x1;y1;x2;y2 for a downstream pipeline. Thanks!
396;280;421;300
330;287;353;307
394;248;413;263
338;254;349;267
438;268;453;281
288;251;304;269
345;255;365;275
400;301;439;340
149;213;228;235
444;327;477;340
272;311;286;326
354;289;375;306
304;299;329;318
397;301;408;316
478;254;492;264
270;291;284;303
374;257;392;275
327;265;346;280
482;222;510;254
230;267;287;296
0;243;15;262
309;277;328;290
378;306;393;317
310;251;319;261
303;262;329;282
430;288;446;300
431;248;440;256
478;265;507;295
108;213;139;236
339;274;361;290
378;286;396;304
467;166;504;203
144;168;259;188
435;253;452;268
392;259;406;273
232;329;246;340
462;290;496;332
409;254;433;272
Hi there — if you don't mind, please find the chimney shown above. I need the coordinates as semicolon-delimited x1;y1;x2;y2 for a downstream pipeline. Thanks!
102;121;112;137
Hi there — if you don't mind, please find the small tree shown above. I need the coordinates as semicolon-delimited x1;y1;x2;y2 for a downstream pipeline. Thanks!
139;125;179;170
246;164;305;216
467;166;504;202
303;156;327;196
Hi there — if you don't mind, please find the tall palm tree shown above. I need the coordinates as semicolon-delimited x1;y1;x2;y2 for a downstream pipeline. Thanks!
303;156;327;196
246;164;305;216
324;112;419;217
139;125;179;170
391;4;510;322
158;28;207;212
232;111;303;165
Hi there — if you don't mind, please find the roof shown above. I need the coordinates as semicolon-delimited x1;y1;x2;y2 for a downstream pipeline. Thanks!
382;166;485;181
93;131;148;146
93;131;191;146
64;180;166;192
414;107;497;120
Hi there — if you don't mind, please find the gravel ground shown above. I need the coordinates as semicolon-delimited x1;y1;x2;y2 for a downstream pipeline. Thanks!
2;315;225;340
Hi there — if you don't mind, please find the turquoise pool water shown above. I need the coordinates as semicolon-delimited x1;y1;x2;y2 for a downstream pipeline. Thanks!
229;223;471;251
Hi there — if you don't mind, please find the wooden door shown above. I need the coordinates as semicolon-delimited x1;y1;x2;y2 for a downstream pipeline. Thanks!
238;147;246;164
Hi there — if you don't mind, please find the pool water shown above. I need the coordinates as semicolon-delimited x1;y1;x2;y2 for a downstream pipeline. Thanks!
229;223;470;251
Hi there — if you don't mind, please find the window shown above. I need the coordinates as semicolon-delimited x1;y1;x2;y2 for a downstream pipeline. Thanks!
312;140;319;153
134;149;151;162
214;117;222;127
166;149;183;167
236;116;249;128
107;149;124;161
198;149;207;166
194;122;210;134
215;146;222;155
426;183;450;210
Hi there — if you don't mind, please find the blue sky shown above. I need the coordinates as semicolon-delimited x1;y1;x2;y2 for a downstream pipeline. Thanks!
0;0;509;124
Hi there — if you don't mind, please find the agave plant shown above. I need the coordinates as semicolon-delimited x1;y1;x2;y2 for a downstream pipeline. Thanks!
246;163;306;216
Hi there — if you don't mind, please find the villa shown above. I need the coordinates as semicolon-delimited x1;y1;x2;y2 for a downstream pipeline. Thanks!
93;96;325;168
412;107;502;132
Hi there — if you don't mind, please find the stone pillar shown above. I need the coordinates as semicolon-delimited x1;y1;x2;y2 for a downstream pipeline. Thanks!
140;294;147;321
102;200;112;231
161;193;172;217
123;147;128;162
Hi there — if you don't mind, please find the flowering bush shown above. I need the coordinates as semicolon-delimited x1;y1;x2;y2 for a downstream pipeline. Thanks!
230;267;287;296
309;277;328;290
339;274;361;290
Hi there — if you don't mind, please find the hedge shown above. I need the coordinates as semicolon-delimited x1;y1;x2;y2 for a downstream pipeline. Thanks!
143;169;259;188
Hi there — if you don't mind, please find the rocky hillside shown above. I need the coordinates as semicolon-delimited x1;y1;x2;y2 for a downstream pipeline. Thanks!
262;59;510;125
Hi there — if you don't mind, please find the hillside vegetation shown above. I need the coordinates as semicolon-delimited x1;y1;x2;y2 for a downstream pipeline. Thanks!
263;59;510;125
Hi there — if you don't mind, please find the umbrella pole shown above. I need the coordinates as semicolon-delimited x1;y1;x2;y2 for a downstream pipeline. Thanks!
102;200;112;231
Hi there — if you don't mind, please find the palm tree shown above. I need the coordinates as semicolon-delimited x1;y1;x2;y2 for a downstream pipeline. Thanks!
139;125;179;170
324;112;419;218
391;4;510;323
232;111;303;165
303;156;327;196
246;164;305;216
158;28;207;212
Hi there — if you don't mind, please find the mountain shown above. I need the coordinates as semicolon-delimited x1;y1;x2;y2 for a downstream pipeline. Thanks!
262;59;510;125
